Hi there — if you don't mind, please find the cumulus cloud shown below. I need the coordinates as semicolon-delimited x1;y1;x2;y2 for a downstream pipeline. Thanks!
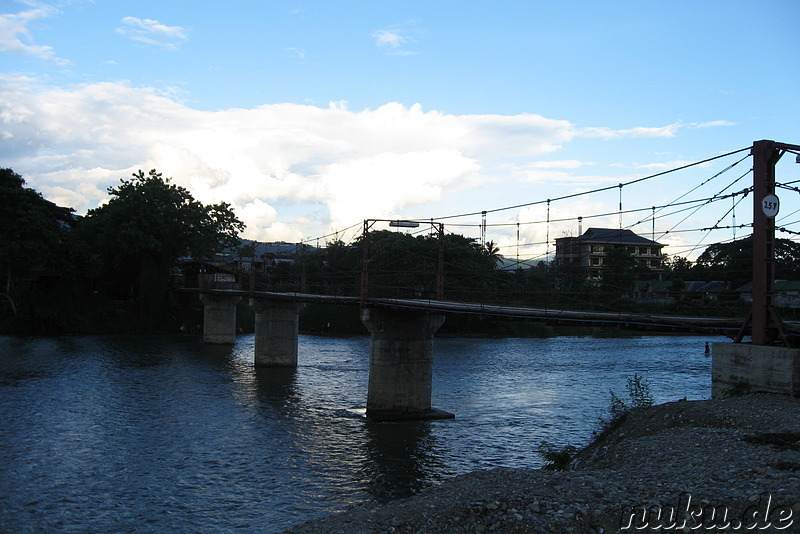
322;149;478;228
0;5;68;65
116;16;188;49
0;78;597;241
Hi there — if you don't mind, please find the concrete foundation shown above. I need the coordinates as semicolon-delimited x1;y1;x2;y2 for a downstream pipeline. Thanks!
200;294;241;344
712;342;800;398
250;298;303;367
361;307;453;421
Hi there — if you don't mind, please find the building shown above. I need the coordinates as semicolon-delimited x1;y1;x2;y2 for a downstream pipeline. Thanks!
554;227;665;281
737;280;800;309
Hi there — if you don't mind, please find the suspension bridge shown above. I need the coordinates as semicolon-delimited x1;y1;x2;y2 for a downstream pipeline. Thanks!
182;139;800;420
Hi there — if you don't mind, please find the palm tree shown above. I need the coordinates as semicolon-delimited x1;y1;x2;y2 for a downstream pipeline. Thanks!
484;241;503;269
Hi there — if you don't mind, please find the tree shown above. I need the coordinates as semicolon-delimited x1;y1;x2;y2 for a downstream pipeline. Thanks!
483;240;503;269
83;169;244;320
693;236;800;289
664;255;693;277
600;246;637;296
0;168;74;318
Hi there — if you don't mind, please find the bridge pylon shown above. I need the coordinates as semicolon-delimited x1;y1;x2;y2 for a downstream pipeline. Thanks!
250;298;303;367
361;307;453;421
714;140;800;398
200;293;241;344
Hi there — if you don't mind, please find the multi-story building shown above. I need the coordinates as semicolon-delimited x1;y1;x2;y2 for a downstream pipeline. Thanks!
554;227;665;281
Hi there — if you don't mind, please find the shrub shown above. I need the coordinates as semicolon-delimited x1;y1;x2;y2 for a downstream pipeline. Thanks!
598;373;654;434
536;441;578;471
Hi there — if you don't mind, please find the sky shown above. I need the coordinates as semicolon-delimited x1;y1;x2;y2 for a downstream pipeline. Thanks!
2;0;799;262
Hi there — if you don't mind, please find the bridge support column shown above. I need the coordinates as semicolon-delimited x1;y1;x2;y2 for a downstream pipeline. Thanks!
250;298;303;367
361;307;453;421
200;294;241;344
712;343;800;397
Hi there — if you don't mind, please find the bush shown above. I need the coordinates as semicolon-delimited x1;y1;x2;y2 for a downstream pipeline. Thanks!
598;373;654;434
536;441;578;471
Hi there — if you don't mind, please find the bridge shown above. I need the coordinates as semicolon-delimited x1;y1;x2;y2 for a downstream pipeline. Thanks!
183;140;800;421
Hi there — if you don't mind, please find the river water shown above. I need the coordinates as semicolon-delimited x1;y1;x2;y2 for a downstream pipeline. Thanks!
0;333;720;533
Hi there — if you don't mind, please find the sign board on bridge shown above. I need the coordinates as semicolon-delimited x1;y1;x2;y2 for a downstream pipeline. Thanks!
762;194;780;218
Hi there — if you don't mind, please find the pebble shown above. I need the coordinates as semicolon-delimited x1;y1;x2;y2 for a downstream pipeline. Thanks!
285;394;800;533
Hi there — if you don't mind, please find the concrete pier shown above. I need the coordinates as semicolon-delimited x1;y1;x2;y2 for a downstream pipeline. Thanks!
250;298;303;367
361;307;453;421
200;294;241;344
712;343;800;397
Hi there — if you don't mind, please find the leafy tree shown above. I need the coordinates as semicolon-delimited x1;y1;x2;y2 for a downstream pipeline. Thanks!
663;255;693;278
332;229;499;300
600;246;637;296
693;236;800;289
82;169;244;321
0;168;74;319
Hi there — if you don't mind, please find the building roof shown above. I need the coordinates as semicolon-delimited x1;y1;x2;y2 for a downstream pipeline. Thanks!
564;227;663;247
736;280;800;292
230;240;320;259
634;280;673;292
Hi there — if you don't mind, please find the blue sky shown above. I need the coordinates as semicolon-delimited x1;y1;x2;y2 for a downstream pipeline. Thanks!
2;0;799;260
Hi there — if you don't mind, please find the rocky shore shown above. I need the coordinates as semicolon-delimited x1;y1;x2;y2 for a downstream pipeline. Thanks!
285;393;800;533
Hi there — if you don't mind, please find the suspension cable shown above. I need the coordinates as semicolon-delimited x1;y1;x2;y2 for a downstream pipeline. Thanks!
424;146;751;222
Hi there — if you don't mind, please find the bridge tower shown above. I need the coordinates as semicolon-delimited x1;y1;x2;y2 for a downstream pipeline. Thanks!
713;140;800;397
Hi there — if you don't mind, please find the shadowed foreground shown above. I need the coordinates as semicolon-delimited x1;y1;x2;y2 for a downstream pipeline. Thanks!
286;393;800;533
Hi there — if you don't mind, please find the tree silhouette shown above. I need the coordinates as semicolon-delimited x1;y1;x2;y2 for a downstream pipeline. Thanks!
82;169;244;320
0;168;74;318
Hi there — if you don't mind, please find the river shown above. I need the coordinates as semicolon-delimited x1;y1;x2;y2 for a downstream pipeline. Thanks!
0;333;719;533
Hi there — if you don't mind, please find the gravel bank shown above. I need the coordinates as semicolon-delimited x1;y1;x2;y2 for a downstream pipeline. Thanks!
285;394;800;533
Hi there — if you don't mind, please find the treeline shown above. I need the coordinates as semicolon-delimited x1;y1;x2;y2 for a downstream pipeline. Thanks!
1;168;242;334
4;166;799;335
254;230;800;309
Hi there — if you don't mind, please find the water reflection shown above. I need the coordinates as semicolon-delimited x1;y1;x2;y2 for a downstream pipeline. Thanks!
361;420;442;502
253;367;301;413
0;333;719;533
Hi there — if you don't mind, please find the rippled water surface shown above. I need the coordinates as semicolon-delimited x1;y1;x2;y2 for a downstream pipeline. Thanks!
0;333;719;533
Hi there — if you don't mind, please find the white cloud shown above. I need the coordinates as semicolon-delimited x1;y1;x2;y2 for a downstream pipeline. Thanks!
527;160;588;169
373;22;420;55
691;120;736;129
0;5;68;65
322;149;478;229
630;160;698;171
373;29;403;48
4;78;697;243
116;16;188;50
581;123;681;139
285;47;306;60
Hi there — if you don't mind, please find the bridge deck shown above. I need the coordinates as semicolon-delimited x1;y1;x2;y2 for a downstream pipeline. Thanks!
179;288;800;335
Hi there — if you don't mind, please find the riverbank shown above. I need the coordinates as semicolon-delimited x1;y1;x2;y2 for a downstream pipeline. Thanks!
285;393;800;533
